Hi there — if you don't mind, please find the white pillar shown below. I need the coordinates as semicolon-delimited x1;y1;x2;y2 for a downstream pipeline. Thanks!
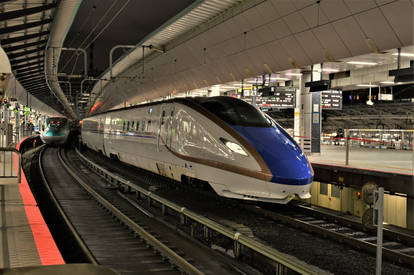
294;73;312;152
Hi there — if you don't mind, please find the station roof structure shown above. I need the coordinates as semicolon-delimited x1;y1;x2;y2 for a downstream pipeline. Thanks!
0;0;63;112
0;0;413;121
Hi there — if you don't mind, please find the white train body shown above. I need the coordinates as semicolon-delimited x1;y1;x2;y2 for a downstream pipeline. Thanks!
82;97;313;204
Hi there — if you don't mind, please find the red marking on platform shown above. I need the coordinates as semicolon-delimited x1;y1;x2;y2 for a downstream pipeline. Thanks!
310;161;414;176
15;137;65;265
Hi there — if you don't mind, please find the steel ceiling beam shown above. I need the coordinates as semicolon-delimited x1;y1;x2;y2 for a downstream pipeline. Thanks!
3;40;47;53
15;65;43;75
1;31;49;45
19;80;45;87
25;85;48;92
10;55;44;65
12;60;43;70
18;75;44;82
0;4;56;22
21;78;46;87
16;69;43;78
0;18;52;35
7;47;44;59
29;86;48;92
27;87;49;94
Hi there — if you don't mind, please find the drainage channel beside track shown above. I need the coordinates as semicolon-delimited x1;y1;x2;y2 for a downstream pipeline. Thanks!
40;147;209;275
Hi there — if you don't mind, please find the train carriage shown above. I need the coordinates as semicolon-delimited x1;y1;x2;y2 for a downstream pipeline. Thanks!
82;96;313;204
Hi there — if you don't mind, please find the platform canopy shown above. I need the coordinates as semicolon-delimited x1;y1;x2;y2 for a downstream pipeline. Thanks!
2;0;413;118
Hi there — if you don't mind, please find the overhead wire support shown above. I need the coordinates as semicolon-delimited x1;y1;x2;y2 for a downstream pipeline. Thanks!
61;47;88;77
109;44;165;79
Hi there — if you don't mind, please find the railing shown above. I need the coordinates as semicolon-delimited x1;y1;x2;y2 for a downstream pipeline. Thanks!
293;129;414;175
323;129;413;151
0;147;21;184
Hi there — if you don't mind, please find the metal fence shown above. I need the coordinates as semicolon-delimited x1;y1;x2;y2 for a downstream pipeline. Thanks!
0;147;21;184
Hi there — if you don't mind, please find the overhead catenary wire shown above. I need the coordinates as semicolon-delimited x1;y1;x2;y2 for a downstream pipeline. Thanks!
61;0;122;72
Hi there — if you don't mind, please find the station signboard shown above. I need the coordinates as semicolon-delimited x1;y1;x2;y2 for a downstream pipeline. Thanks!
321;90;342;110
246;87;296;110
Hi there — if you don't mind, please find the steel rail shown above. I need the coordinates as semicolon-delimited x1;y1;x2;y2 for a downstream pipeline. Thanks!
244;205;414;268
75;148;327;275
60;149;203;275
38;147;98;265
293;202;414;248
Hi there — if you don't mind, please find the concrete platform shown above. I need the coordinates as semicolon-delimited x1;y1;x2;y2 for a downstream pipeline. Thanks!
309;145;414;176
0;138;64;269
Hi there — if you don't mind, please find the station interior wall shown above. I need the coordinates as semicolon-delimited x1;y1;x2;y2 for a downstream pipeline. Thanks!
308;182;408;229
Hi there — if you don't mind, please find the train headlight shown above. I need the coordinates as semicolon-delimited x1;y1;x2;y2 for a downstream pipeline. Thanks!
220;138;248;156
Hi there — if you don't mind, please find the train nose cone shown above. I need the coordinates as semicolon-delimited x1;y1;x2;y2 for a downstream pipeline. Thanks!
232;125;313;185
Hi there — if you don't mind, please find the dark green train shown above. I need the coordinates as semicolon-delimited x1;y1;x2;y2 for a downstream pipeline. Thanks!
40;117;70;145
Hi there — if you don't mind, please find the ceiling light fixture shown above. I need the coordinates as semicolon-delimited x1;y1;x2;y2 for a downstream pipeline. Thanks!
357;84;378;87
285;73;302;76
392;52;414;57
322;68;340;72
271;77;291;81
347;61;377;65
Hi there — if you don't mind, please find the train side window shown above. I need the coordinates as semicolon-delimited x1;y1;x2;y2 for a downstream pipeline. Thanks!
171;111;174;116
136;121;140;131
161;110;165;125
147;120;152;132
131;121;135;130
122;121;126;131
142;121;146;132
331;185;340;198
127;121;130;131
320;183;328;195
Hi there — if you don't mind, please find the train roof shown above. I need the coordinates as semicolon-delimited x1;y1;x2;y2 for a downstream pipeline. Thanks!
86;96;242;117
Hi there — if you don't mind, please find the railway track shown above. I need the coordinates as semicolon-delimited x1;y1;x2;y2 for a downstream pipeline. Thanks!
39;147;252;275
77;147;414;274
245;203;414;268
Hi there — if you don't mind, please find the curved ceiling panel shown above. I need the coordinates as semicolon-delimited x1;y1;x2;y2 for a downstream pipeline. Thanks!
84;0;413;115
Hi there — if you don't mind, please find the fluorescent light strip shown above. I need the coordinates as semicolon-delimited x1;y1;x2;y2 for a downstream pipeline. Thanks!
285;73;302;76
322;68;340;72
392;52;414;57
380;81;394;84
347;61;377;65
357;84;378;87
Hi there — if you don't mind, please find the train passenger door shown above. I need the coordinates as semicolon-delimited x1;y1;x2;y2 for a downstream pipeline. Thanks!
158;104;174;151
103;115;112;157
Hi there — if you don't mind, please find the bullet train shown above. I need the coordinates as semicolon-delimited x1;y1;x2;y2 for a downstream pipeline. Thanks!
81;96;313;204
40;117;70;145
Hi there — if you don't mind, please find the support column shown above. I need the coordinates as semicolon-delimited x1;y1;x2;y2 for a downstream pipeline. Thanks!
294;73;312;153
311;92;321;154
407;198;414;230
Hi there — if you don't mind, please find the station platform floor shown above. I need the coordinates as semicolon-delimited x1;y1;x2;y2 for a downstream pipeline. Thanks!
0;138;64;270
309;145;414;175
